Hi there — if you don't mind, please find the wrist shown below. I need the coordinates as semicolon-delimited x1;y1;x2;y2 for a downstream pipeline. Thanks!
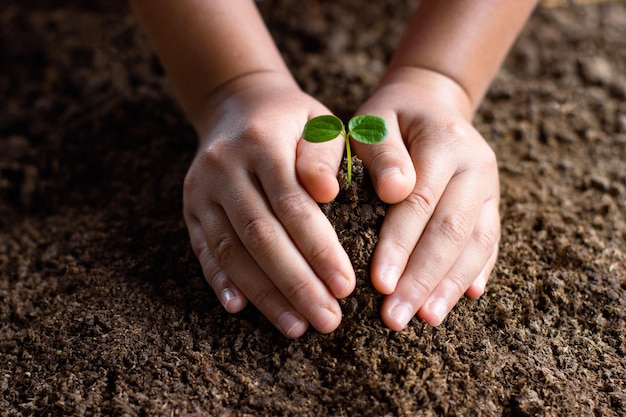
190;69;300;138
377;66;475;121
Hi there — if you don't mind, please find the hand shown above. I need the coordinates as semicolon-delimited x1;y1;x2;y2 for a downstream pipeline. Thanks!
353;67;501;330
183;72;354;338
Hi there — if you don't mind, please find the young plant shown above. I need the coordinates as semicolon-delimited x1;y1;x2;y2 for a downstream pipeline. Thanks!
302;114;388;184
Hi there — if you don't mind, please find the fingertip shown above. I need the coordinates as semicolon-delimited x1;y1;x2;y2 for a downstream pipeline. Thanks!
354;134;416;204
418;298;449;327
312;305;342;334
296;141;342;203
297;160;340;203
374;166;416;204
330;272;356;299
465;272;487;299
372;265;400;295
277;311;309;339
220;287;248;313
466;247;497;299
371;243;404;295
382;299;414;331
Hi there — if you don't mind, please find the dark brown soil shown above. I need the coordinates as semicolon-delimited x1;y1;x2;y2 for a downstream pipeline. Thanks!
1;1;625;416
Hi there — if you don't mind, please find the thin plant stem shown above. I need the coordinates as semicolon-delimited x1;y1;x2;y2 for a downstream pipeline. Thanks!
344;131;352;184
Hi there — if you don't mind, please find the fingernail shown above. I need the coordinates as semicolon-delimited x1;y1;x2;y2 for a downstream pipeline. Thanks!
429;298;449;325
378;167;405;186
278;311;307;339
220;288;237;311
389;302;414;328
379;266;400;293
331;274;351;296
314;306;340;333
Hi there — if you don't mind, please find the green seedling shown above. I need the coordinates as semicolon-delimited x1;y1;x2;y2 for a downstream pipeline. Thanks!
302;114;388;184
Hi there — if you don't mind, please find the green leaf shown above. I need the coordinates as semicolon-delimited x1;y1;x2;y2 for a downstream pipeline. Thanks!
302;115;344;143
348;115;388;144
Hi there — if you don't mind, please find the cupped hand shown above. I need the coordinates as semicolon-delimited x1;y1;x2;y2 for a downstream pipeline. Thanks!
183;72;354;338
353;67;501;330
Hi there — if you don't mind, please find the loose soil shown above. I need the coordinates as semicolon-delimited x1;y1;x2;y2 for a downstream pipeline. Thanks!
1;1;625;416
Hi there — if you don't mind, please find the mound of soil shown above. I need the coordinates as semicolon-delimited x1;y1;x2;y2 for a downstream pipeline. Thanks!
1;1;625;415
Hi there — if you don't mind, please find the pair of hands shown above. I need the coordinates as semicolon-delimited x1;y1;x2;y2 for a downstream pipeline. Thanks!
183;68;500;338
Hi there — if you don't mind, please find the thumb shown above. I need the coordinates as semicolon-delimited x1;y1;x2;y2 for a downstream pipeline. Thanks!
296;123;345;203
351;113;416;204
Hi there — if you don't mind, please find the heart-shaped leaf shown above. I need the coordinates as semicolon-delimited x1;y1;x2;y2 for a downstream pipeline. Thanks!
348;115;388;144
302;115;344;143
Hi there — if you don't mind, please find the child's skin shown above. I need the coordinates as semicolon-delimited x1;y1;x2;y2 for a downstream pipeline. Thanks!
131;0;538;338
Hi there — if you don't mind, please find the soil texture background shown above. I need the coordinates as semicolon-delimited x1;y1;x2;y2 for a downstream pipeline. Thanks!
1;1;625;416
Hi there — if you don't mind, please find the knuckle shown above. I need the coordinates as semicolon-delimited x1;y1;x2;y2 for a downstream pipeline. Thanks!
241;216;277;252
232;120;283;158
212;232;240;267
182;168;200;197
445;270;470;296
474;145;498;176
424;118;472;147
196;244;227;289
249;285;276;312
430;120;487;156
388;235;414;262
440;121;498;173
184;145;227;195
185;223;204;255
239;119;273;146
198;143;227;168
436;213;470;248
471;227;500;256
306;241;332;269
283;278;313;303
442;119;475;143
404;185;437;219
444;119;473;139
208;269;228;292
405;274;433;302
481;146;498;170
273;192;311;224
195;241;209;262
195;137;250;174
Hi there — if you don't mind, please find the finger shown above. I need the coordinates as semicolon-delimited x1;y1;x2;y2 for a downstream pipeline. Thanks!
196;205;312;338
185;216;247;313
465;241;499;299
261;159;356;300
296;123;345;203
419;198;500;326
351;113;416;204
370;150;455;295
380;170;486;331
222;171;345;334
